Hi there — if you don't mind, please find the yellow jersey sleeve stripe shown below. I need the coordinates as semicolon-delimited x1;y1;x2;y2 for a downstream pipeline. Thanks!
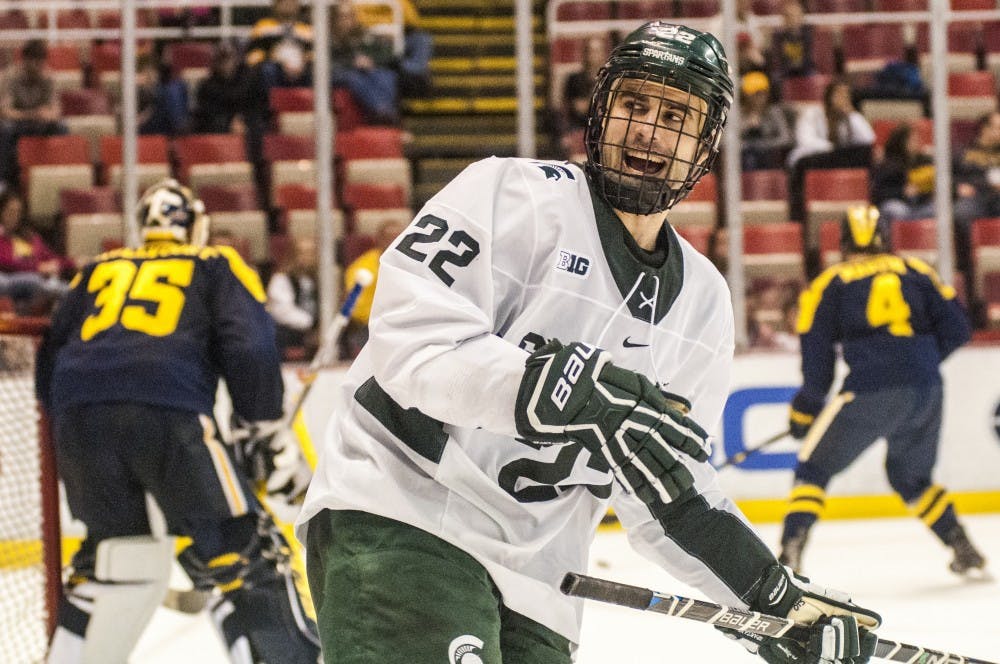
217;245;267;302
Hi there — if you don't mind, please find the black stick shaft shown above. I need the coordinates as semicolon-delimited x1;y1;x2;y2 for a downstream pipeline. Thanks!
714;429;790;470
561;573;998;664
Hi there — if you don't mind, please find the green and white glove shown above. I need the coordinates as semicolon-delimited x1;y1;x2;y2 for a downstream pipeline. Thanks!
724;564;881;664
514;339;710;505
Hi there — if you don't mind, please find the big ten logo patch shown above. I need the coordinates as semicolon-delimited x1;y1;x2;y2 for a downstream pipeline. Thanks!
555;249;591;278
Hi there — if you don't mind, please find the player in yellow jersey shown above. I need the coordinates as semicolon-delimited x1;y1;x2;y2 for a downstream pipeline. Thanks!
781;205;985;578
39;180;319;663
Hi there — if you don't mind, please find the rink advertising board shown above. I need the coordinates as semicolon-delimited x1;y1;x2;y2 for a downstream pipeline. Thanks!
297;346;1000;523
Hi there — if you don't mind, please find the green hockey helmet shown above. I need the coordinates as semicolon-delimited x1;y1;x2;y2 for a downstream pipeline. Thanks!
585;22;734;215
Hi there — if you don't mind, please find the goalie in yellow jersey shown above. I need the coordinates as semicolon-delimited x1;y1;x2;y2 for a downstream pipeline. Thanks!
38;179;319;663
781;205;986;578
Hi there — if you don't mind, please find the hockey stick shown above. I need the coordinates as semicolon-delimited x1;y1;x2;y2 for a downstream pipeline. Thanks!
284;267;375;427
561;573;999;664
714;429;790;470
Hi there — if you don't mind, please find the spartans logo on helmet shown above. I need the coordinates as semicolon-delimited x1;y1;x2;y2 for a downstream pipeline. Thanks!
585;21;734;215
137;178;210;247
841;204;889;255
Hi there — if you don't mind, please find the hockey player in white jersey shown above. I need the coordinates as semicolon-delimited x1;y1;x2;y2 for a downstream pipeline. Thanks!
298;21;882;664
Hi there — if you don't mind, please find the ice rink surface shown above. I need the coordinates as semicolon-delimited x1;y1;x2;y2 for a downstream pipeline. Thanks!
132;512;1000;663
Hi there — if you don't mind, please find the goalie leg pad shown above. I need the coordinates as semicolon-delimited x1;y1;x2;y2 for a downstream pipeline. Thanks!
183;515;320;663
48;536;174;664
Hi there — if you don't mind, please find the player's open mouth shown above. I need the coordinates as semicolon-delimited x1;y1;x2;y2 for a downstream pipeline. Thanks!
623;153;665;174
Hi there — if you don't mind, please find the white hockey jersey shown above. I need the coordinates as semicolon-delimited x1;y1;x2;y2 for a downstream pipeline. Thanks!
297;157;775;643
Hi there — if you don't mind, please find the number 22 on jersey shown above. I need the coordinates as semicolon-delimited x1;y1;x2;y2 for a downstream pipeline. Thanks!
81;258;195;341
866;272;913;336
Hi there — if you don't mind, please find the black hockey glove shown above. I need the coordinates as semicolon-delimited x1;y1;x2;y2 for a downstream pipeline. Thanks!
722;564;881;664
230;416;312;502
515;340;710;505
788;391;822;440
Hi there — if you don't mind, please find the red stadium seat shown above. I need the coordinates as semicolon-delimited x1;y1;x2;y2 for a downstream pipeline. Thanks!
333;88;366;132
872;0;927;9
37;8;90;30
60;88;111;116
983;272;1000;329
812;27;838;76
60;187;123;263
615;1;674;18
947;71;998;121
60;89;115;163
670;173;717;228
337;127;411;198
99;135;171;190
752;0;785;13
341;182;409;210
891;218;939;266
555;2;612;21
781;74;832;109
810;0;867;11
270;87;332;135
818;220;842;268
741;169;790;225
198;183;261;212
0;10;29;31
199;182;269;263
971;218;1000;300
173;134;253;191
674;225;713;255
336;127;405;159
804;168;870;250
841;23;907;75
18;135;94;225
263;133;318;198
273;184;344;239
674;0;720;17
60;187;120;216
743;222;806;283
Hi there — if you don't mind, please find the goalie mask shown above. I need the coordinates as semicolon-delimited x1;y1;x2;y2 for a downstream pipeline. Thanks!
137;179;209;246
585;22;733;215
841;205;888;255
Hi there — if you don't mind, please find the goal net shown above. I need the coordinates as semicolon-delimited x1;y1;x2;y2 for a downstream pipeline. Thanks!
0;318;58;664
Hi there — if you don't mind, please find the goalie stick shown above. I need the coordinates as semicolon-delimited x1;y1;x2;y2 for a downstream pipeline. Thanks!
561;573;998;664
714;429;790;470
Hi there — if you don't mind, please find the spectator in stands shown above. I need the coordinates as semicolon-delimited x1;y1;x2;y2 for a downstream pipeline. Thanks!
739;71;794;170
0;39;67;188
554;35;606;160
787;78;874;168
246;0;314;92
342;218;406;358
0;190;71;314
870;122;936;224
354;0;433;98
954;110;1000;281
192;40;263;135
768;0;814;94
749;281;800;352
329;0;400;125
135;50;189;136
786;78;875;261
267;235;319;358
